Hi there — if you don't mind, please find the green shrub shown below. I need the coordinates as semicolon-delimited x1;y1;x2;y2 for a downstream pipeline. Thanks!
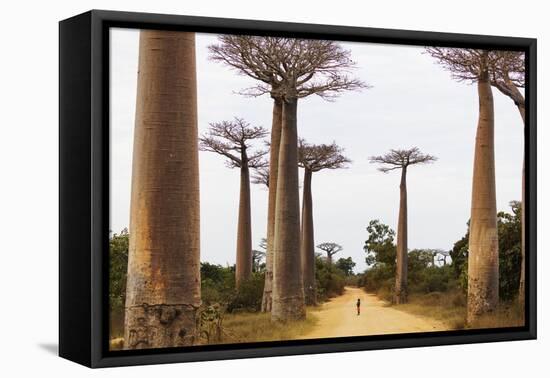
109;229;129;314
410;265;457;294
227;273;265;313
200;262;236;305
200;262;265;313
363;264;394;293
315;256;346;301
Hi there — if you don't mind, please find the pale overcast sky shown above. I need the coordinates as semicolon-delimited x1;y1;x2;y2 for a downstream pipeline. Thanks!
109;28;523;272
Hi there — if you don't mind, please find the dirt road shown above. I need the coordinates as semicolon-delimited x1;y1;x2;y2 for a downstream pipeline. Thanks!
300;287;448;339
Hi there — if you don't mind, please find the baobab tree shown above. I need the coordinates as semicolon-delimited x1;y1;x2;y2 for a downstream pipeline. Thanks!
200;118;268;287
317;242;343;265
490;51;526;305
298;139;351;304
210;36;367;320
124;31;201;349
427;48;501;323
370;147;436;304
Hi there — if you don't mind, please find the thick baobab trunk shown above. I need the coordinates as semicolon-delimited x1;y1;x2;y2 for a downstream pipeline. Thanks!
124;31;201;349
327;253;333;265
300;169;316;305
467;75;499;325
395;167;408;304
272;97;306;321
235;158;252;288
262;98;282;312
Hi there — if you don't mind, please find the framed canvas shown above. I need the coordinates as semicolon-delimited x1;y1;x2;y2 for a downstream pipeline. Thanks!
59;10;537;368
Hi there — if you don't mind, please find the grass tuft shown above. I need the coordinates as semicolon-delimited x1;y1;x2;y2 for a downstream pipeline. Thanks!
393;291;524;331
214;309;318;344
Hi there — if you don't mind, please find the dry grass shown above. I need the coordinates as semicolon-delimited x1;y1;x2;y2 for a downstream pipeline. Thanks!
214;308;318;344
109;308;319;349
393;291;524;331
468;300;525;329
394;291;467;330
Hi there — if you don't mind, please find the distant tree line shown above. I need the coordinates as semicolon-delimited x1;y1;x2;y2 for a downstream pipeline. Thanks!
358;201;522;305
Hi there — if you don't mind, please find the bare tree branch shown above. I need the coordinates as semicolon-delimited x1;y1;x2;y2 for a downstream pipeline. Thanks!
489;51;525;107
298;139;351;172
209;35;370;100
252;166;270;188
199;117;269;168
425;47;525;92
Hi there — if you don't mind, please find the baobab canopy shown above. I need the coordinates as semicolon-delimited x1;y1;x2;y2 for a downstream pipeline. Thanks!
369;147;437;172
208;35;369;99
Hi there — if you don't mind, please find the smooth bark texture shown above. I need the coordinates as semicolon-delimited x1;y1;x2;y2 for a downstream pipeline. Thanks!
467;74;499;324
261;98;282;312
235;160;252;287
124;31;201;349
395;167;408;304
272;98;306;321
300;169;316;305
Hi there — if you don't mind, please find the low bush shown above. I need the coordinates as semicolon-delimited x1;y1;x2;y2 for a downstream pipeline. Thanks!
227;273;265;312
201;262;265;313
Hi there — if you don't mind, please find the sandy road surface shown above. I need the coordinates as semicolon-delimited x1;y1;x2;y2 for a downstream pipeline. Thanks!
300;287;448;339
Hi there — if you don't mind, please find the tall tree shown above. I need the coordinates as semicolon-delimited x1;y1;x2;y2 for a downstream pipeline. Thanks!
317;242;343;265
298;139;350;304
210;36;366;320
335;257;356;276
490;52;526;305
364;219;397;269
370;147;436;304
200;118;268;287
427;48;500;323
124;31;200;349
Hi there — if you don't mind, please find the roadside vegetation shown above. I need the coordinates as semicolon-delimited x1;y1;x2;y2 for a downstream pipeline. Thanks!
357;201;524;330
109;233;352;347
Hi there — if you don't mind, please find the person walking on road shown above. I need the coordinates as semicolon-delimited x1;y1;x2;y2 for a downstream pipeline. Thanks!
356;298;361;316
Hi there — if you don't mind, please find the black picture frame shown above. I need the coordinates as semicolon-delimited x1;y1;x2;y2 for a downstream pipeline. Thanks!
59;9;537;368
